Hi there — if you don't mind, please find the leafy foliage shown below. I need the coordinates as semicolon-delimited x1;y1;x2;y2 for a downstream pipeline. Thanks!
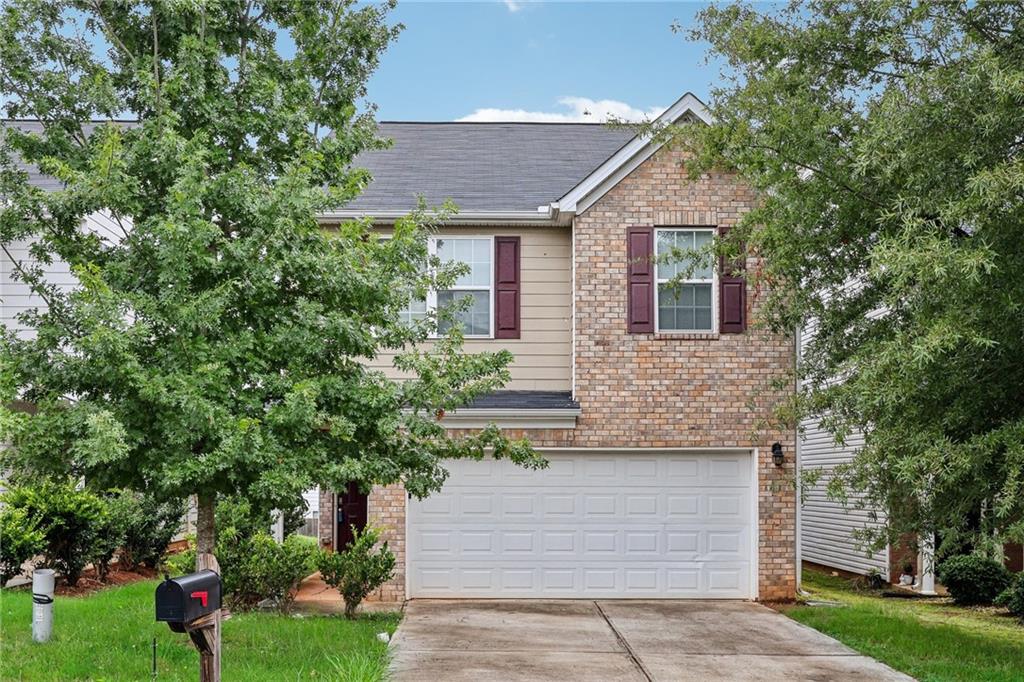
0;1;541;556
0;504;44;585
317;525;395;619
165;497;316;611
937;554;1012;605
119;492;186;570
995;573;1024;622
672;1;1024;553
213;495;305;542
3;481;105;586
88;491;132;582
218;530;317;611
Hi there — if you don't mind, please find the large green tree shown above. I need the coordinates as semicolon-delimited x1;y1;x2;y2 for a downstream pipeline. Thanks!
672;1;1024;556
0;0;538;568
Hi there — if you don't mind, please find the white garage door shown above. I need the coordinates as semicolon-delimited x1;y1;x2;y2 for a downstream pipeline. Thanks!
407;451;755;599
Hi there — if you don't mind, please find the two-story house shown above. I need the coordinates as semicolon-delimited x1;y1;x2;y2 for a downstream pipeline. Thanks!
2;94;798;601
316;93;797;603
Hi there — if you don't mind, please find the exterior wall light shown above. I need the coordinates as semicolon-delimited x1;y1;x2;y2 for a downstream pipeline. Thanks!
771;442;784;467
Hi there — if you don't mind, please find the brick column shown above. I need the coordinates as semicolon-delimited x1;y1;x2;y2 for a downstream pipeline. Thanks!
366;483;406;602
318;489;334;549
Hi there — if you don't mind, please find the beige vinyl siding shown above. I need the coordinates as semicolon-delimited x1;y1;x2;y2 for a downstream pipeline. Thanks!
366;225;571;391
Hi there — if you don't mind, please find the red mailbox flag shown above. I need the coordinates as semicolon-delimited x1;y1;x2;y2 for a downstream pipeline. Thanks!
191;591;209;607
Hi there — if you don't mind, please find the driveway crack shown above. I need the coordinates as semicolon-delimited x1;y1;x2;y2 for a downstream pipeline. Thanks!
594;601;653;682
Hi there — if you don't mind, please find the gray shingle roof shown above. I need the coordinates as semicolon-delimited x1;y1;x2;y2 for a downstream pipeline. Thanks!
5;120;637;212
345;122;635;213
464;391;579;410
2;120;136;192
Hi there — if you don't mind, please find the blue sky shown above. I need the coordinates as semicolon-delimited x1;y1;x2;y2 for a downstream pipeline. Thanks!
366;1;726;122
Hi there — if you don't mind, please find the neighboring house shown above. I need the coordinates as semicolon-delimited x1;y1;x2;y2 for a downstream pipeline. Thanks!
2;93;799;602
798;302;1024;585
1;122;129;341
317;93;797;603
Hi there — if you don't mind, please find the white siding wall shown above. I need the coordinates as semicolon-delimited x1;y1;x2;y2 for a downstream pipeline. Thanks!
1;210;126;339
800;417;888;577
799;310;888;578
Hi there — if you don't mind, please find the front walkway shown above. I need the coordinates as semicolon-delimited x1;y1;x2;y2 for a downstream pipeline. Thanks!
388;600;913;681
292;572;400;615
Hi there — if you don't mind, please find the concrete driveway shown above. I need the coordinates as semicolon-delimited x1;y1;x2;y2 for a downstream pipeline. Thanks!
389;600;913;681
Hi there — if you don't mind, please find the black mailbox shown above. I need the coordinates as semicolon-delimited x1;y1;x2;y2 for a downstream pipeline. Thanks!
156;570;221;632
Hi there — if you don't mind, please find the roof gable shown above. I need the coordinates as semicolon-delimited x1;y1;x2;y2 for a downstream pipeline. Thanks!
553;93;710;216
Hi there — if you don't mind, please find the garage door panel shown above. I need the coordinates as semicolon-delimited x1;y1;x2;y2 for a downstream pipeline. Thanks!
409;562;753;599
409;526;750;562
408;452;754;598
421;488;751;523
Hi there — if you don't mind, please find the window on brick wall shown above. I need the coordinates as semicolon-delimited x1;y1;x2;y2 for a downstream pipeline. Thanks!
655;228;716;332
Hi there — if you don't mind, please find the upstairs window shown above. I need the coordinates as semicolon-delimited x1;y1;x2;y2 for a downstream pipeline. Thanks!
436;237;492;337
395;236;494;338
655;228;715;332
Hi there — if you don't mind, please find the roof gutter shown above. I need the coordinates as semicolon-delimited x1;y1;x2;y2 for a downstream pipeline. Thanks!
317;207;570;226
438;407;580;430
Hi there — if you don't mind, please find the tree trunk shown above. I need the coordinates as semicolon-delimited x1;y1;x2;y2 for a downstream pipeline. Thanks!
196;493;216;556
195;494;221;682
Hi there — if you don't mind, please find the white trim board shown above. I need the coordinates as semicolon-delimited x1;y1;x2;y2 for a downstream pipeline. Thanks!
552;93;711;217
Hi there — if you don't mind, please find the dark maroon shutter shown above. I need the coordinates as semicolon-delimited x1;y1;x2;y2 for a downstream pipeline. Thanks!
494;236;520;339
626;226;654;333
718;225;746;333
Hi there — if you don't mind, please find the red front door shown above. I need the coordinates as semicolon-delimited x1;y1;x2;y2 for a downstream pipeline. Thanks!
335;482;368;550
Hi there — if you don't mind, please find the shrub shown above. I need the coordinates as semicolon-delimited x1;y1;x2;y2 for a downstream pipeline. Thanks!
163;535;196;576
120;494;186;570
215;497;272;540
4;481;105;586
163;529;316;611
88;493;130;582
996;573;1024;622
938;554;1012;605
0;506;44;585
317;526;395;619
216;495;308;541
220;531;318;611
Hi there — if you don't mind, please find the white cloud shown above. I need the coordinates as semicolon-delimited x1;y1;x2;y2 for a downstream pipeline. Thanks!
503;0;523;12
457;96;665;123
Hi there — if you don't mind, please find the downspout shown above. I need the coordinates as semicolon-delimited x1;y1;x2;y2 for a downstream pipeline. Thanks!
794;322;803;594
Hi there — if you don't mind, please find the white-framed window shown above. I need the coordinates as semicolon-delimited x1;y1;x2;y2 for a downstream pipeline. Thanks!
382;235;428;327
434;236;493;337
655;228;716;333
397;293;428;327
394;236;494;337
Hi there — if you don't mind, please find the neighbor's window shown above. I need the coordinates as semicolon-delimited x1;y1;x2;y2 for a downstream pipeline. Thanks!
656;228;715;332
435;237;493;337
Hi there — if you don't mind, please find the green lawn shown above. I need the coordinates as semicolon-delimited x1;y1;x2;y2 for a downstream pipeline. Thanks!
788;567;1024;682
0;580;401;681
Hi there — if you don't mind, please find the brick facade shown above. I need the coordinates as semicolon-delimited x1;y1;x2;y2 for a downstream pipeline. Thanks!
320;145;797;603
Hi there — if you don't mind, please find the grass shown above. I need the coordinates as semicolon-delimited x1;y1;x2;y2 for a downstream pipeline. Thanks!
787;567;1024;682
0;580;401;681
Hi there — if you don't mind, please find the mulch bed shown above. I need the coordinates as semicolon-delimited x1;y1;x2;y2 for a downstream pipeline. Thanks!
57;566;160;596
7;565;160;597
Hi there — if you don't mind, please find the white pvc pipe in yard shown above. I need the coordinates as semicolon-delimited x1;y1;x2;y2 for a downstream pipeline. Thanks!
32;568;55;643
917;534;937;596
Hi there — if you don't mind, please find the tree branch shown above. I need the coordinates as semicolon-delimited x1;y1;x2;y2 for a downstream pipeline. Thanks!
90;0;136;66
